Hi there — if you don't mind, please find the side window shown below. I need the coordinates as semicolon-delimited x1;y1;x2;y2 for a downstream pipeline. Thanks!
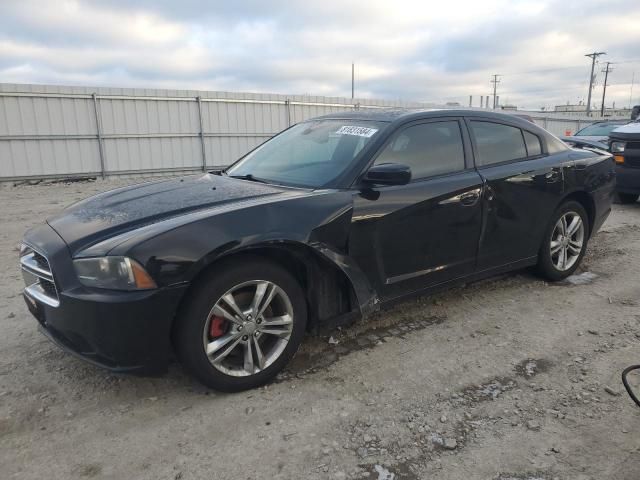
470;121;527;166
523;131;542;156
374;121;465;180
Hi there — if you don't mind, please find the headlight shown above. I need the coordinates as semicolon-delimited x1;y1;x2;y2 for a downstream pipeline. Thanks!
610;141;626;153
73;256;156;290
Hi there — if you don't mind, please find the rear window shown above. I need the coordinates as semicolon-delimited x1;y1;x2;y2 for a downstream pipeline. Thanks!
470;121;527;166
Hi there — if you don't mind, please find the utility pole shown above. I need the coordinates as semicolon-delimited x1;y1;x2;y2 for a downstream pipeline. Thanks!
585;51;606;116
491;74;501;109
600;62;613;117
351;63;355;99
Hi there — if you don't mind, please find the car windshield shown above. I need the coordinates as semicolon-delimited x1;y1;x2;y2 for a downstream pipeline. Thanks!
575;123;625;136
225;119;386;188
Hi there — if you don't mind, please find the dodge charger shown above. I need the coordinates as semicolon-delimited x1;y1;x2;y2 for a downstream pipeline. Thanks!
21;109;616;391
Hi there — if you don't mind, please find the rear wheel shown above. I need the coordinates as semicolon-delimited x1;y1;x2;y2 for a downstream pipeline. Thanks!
174;257;307;392
617;193;639;204
536;201;589;281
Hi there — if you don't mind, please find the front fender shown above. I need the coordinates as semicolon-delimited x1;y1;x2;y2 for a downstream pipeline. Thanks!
308;241;380;316
110;190;378;315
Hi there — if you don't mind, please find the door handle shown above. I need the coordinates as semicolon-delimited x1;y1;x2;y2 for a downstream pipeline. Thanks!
574;162;587;171
439;188;481;206
459;190;480;206
545;170;561;183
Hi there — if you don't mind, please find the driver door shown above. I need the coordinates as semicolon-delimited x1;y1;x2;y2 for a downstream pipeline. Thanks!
349;118;484;301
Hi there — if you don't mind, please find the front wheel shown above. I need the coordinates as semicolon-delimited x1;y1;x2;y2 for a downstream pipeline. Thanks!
174;257;307;392
536;201;589;281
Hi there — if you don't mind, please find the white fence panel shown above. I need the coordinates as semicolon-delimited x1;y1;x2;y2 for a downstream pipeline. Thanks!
0;138;101;177
0;83;624;181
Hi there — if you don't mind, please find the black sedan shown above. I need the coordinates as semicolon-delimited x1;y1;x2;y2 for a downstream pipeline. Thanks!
21;109;615;391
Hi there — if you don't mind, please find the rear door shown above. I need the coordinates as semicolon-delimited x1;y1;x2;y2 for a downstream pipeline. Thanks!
467;118;565;270
349;117;484;300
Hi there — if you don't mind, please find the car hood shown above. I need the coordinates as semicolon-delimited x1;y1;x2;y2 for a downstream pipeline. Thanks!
610;122;640;140
572;135;608;144
562;136;609;150
47;174;296;252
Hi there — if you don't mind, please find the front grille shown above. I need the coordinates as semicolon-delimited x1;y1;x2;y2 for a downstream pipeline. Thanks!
20;244;60;307
622;139;640;168
625;145;640;168
40;278;57;297
32;251;49;270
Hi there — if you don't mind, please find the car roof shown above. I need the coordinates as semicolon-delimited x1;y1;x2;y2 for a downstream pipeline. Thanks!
588;120;629;125
310;106;531;125
312;108;545;132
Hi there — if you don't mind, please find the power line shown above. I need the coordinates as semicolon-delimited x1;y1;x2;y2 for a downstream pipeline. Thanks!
501;65;587;76
498;85;592;96
585;51;606;116
612;58;640;64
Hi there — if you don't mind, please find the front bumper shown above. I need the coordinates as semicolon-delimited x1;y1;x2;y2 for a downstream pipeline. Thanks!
22;222;188;374
616;165;640;195
24;284;187;374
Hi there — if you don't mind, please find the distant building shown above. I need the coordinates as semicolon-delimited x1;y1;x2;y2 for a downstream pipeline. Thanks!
554;104;587;113
554;104;632;117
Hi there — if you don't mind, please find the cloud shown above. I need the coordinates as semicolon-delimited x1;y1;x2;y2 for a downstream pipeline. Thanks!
1;0;639;110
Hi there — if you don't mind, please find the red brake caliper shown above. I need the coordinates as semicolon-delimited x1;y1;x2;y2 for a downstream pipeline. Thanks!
209;316;227;338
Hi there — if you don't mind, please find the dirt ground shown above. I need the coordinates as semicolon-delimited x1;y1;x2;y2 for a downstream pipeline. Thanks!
1;177;639;480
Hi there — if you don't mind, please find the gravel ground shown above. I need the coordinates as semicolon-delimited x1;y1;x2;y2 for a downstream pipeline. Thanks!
1;177;639;480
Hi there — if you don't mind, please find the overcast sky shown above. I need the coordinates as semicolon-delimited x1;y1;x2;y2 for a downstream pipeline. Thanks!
2;0;639;110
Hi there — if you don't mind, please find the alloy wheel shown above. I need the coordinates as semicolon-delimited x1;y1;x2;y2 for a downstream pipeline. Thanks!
202;280;294;377
550;211;584;271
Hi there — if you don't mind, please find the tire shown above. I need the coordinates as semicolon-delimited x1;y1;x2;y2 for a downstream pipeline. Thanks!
616;193;639;204
536;200;589;281
174;256;307;392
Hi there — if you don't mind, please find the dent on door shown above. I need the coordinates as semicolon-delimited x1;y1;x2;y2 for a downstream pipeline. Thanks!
349;170;484;300
476;158;566;269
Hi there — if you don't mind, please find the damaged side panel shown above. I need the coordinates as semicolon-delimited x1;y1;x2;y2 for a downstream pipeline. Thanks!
308;203;380;317
109;189;379;321
309;241;380;317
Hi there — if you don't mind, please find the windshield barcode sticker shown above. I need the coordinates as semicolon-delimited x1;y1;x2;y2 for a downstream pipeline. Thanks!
335;126;378;138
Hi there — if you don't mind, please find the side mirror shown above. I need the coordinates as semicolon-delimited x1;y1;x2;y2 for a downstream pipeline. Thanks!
363;163;411;186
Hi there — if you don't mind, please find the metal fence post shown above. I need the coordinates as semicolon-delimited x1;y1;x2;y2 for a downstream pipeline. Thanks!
285;99;291;127
91;93;106;179
196;96;207;171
